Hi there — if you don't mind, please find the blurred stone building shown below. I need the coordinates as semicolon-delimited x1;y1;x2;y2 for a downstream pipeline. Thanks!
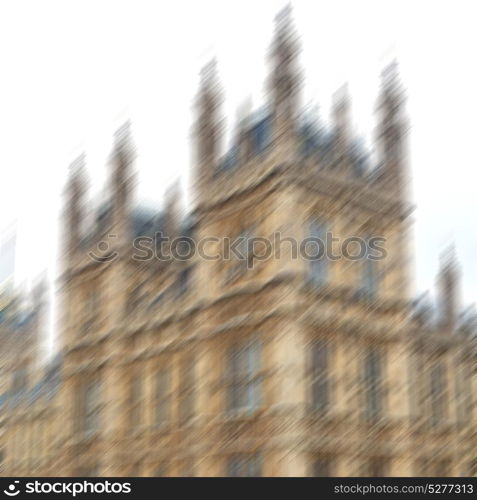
0;7;476;477
0;283;62;476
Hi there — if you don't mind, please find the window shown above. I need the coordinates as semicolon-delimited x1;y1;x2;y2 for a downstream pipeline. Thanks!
456;359;472;422
250;116;271;155
311;341;329;412
312;457;332;477
366;457;389;477
364;349;384;420
83;289;99;332
430;362;447;425
175;267;191;298
227;453;262;477
126;286;143;317
227;228;255;282
309;220;327;285
155;369;171;426
180;460;195;477
179;356;195;424
11;368;28;395
361;258;378;299
76;466;98;477
155;463;168;477
228;341;262;413
129;373;143;428
80;379;101;436
434;459;451;477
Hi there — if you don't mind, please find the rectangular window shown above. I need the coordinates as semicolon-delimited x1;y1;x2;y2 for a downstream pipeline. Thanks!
129;373;143;428
175;268;191;298
228;341;262;413
367;457;389;477
434;459;451;477
312;457;332;477
155;369;171;426
430;362;447;425
155;463;168;477
11;368;28;395
179;356;195;424
309;220;327;285
83;289;99;332
311;341;329;412
229;229;255;282
364;350;384;421
227;453;262;477
362;258;378;298
81;379;101;436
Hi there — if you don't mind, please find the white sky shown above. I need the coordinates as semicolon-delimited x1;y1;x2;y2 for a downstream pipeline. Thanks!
1;0;477;309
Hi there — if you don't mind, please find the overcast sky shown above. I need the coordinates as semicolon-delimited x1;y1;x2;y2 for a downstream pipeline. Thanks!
1;0;476;308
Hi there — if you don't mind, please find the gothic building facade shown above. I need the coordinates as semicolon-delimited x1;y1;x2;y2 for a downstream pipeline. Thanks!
0;8;475;477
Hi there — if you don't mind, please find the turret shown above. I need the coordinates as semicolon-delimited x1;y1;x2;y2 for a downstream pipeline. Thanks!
65;154;87;256
332;84;352;157
268;5;301;151
109;122;136;244
375;60;408;195
164;180;182;238
194;59;223;190
437;246;461;332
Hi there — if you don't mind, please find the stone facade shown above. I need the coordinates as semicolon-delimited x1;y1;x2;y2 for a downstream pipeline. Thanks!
0;8;475;477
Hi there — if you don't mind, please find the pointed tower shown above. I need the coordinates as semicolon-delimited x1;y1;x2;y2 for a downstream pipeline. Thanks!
164;180;182;238
268;5;301;153
64;154;88;257
375;60;408;195
437;246;461;332
332;84;352;159
194;59;223;194
109;121;136;245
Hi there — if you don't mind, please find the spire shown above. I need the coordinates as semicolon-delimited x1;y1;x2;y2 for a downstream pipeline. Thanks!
65;154;88;254
376;60;407;183
110;121;135;223
437;245;461;332
164;180;182;238
332;84;352;155
195;59;223;183
268;5;301;143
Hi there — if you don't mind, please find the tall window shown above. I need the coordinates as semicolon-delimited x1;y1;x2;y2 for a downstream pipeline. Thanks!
155;369;171;426
129;373;143;428
309;220;328;285
430;362;447;425
175;267;191;298
312;457;332;477
311;341;329;412
227;228;254;282
155;462;168;477
227;453;262;477
83;289;99;332
367;457;389;477
11;368;28;395
228;340;262;413
179;356;195;424
250;116;271;155
364;349;384;420
81;379;101;436
361;258;378;298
